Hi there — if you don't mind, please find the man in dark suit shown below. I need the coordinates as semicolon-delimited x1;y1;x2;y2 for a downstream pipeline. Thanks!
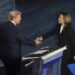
0;10;43;75
42;12;75;75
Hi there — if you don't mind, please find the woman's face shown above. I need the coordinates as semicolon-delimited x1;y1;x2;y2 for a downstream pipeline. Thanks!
58;14;65;25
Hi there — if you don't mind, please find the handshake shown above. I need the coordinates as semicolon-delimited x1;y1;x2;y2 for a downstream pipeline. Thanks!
34;36;43;45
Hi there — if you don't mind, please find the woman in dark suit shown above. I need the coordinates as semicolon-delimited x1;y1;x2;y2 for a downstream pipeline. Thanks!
42;12;75;75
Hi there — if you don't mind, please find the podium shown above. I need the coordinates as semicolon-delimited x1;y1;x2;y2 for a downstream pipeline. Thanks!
22;46;67;75
42;46;67;75
22;57;43;75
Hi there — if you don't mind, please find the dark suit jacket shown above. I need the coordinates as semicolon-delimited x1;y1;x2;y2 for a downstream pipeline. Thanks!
42;24;75;57
0;21;35;58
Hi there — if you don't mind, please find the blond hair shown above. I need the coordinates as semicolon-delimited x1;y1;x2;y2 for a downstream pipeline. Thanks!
65;14;72;25
58;12;72;26
8;10;22;21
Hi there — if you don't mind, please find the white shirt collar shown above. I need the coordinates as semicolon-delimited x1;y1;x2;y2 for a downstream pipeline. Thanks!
60;25;64;33
10;20;16;26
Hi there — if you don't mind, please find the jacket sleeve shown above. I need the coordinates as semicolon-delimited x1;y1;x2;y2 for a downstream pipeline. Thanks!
16;30;35;46
68;28;75;56
42;25;59;40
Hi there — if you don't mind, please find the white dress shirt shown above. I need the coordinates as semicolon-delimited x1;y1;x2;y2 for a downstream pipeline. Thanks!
60;25;64;34
10;20;16;26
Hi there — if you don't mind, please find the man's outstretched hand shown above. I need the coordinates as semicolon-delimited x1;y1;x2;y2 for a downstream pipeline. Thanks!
34;36;43;45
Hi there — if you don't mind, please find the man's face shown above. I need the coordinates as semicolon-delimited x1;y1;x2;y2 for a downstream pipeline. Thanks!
14;15;21;25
